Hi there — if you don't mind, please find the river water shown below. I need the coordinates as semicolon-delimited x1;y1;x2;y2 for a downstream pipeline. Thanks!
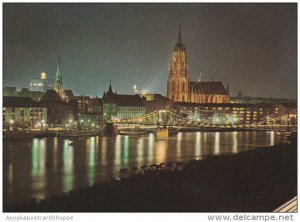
3;131;286;206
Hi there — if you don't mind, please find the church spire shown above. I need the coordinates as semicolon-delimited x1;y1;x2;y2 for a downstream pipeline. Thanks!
178;25;182;42
108;80;113;93
106;80;115;98
56;56;62;82
54;55;64;99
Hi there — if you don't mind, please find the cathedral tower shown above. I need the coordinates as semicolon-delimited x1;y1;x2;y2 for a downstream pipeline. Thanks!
54;56;64;98
167;27;189;102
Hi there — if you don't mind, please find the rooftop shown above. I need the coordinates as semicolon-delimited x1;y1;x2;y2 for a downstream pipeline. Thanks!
3;96;41;107
116;94;145;107
190;81;228;95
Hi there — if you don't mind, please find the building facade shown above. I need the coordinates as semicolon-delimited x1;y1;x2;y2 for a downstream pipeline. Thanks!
102;83;145;122
38;90;73;126
3;96;47;129
142;93;173;114
115;94;145;119
174;102;297;126
167;28;230;103
29;72;54;92
76;97;103;129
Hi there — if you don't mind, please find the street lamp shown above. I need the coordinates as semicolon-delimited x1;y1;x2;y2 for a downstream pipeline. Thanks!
9;120;14;131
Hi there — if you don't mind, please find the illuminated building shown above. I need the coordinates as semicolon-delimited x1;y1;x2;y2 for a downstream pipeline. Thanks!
141;93;173;114
74;96;90;113
115;95;145;119
39;90;73;126
174;102;297;126
63;90;74;102
75;97;103;128
29;72;54;92
3;96;47;129
167;28;230;103
102;82;145;121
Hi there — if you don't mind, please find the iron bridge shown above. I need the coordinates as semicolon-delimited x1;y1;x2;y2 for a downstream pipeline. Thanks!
113;110;297;131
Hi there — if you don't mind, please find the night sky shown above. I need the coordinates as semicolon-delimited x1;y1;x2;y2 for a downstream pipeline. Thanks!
3;3;297;99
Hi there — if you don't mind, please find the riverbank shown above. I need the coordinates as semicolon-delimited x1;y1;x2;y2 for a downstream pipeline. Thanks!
3;128;283;140
5;136;296;212
3;129;100;139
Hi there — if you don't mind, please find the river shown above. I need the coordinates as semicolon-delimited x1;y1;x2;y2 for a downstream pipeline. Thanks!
3;131;286;206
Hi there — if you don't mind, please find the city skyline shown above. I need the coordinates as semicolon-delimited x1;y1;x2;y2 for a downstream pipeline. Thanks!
3;3;297;99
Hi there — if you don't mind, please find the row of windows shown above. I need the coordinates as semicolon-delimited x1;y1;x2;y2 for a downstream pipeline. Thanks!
118;107;144;112
118;113;144;119
182;106;278;112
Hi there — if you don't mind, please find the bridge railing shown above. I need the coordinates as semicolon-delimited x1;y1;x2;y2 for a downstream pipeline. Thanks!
113;110;297;131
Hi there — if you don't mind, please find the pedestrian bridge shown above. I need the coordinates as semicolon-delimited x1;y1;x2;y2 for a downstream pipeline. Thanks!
114;109;205;127
113;110;297;132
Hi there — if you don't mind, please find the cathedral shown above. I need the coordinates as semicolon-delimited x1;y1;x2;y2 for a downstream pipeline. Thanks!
167;28;230;104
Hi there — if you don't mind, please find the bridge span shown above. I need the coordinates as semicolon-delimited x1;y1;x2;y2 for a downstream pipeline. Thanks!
112;110;297;132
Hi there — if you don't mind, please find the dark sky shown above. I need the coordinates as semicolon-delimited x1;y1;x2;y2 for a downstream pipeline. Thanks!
3;3;297;98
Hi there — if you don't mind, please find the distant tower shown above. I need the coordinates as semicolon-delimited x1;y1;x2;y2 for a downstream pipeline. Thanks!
167;26;189;102
54;56;64;98
133;84;139;95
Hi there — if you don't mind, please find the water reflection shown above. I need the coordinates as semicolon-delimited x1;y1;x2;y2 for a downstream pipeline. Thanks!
31;138;46;177
88;137;96;185
137;138;144;165
176;132;182;158
114;135;122;166
270;131;275;146
53;137;58;171
148;133;154;163
195;132;201;157
4;131;287;205
214;132;220;155
63;140;73;192
31;138;39;177
31;138;47;198
203;132;207;143
122;136;129;167
232;132;238;153
156;141;167;164
39;139;46;177
8;163;13;193
101;137;107;166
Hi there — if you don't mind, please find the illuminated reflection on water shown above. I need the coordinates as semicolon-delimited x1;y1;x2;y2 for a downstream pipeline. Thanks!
232;132;238;153
214;132;220;155
195;132;201;158
88;137;96;185
63;139;73;192
4;131;286;205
